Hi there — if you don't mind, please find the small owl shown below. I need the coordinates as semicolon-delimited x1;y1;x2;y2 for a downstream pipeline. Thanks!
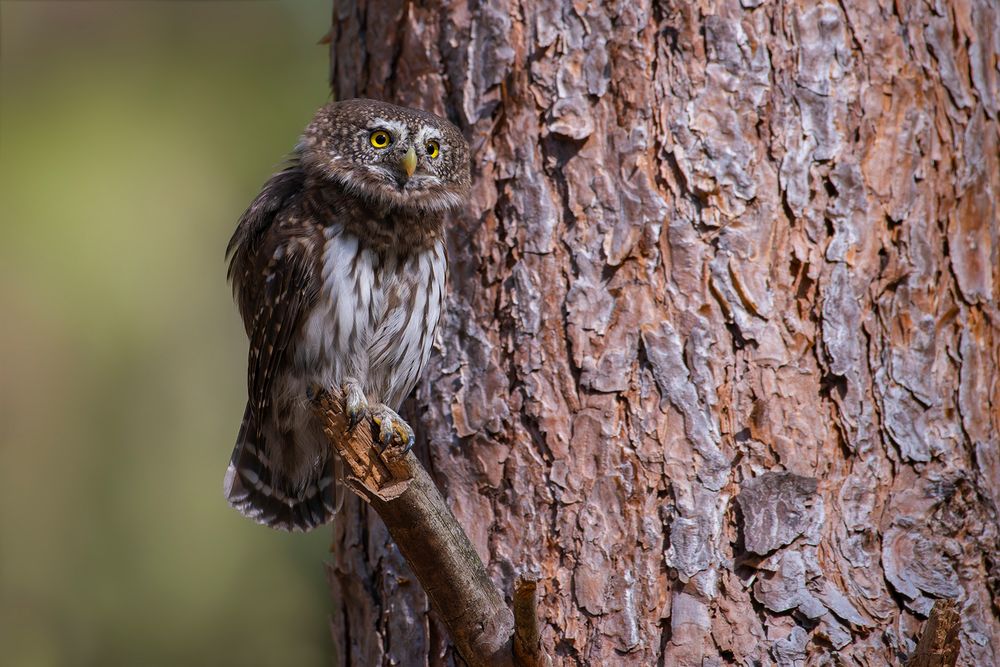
224;99;470;531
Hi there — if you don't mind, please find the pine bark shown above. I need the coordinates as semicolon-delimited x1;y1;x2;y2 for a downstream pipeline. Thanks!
325;1;1000;664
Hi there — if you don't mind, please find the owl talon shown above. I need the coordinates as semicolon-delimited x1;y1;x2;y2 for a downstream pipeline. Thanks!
347;404;369;430
343;381;369;429
370;405;414;458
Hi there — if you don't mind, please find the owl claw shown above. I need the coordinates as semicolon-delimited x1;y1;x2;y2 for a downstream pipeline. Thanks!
343;381;369;429
370;405;414;458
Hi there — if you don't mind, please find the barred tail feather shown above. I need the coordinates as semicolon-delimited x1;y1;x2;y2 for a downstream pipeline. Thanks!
224;405;339;532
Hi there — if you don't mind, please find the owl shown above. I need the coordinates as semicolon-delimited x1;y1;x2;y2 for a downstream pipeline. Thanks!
224;99;470;531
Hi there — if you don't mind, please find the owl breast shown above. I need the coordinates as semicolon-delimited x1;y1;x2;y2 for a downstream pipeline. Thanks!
294;223;446;410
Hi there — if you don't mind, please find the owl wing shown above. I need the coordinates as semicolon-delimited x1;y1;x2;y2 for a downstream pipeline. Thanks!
245;230;318;416
227;161;319;417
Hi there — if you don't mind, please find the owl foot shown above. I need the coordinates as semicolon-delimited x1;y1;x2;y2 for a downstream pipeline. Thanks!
342;381;369;429
370;404;415;457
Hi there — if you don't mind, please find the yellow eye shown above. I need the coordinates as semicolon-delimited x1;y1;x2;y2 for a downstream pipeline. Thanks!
425;140;440;159
370;130;391;149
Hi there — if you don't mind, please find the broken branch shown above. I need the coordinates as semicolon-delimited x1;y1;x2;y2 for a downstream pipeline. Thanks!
313;389;532;666
906;599;961;667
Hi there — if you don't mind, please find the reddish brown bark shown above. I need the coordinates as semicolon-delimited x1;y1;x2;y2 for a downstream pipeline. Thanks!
325;1;999;664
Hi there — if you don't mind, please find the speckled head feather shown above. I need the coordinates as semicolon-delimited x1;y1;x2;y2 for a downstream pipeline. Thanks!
300;99;470;214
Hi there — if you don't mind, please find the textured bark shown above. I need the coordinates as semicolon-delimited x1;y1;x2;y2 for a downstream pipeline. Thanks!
325;1;1000;664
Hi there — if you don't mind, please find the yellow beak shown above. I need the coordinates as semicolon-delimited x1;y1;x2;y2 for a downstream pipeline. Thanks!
400;146;417;178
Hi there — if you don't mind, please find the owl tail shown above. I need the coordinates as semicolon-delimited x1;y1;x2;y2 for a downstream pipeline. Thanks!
224;404;343;532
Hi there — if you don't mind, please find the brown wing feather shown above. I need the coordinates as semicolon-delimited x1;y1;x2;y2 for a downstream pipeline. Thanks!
227;158;320;419
227;160;306;329
246;233;317;416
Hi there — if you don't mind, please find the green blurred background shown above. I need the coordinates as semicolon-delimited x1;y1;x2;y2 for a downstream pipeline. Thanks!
0;2;336;665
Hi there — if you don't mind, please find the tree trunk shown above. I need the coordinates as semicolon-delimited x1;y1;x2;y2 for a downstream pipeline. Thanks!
324;1;1000;664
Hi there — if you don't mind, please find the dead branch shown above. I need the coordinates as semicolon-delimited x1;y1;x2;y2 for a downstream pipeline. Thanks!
513;574;551;667
906;599;961;667
312;389;548;667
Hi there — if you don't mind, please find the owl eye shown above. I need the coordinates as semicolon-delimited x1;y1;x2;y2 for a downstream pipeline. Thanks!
369;130;392;149
425;140;440;159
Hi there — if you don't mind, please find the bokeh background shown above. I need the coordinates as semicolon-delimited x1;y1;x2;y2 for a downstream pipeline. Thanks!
0;2;336;665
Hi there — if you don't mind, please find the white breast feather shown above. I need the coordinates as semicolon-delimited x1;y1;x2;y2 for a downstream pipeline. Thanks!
298;224;445;410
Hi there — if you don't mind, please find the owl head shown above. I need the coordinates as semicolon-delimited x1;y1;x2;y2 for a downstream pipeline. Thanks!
300;99;470;213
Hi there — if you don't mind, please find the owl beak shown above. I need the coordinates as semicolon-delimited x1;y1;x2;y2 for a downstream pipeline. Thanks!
400;146;417;179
